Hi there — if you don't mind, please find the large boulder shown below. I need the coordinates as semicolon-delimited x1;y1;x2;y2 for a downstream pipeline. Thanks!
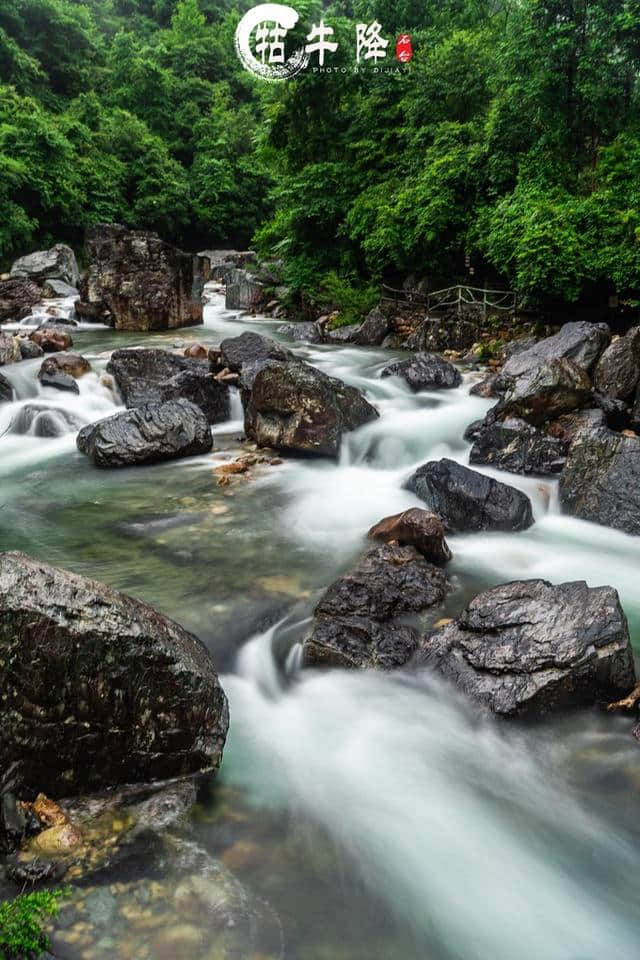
10;243;79;286
381;352;462;391
352;306;390;346
405;458;534;532
219;332;293;372
0;277;42;322
592;329;640;401
469;416;567;476
501;321;610;380
77;400;213;468
499;357;591;425
41;278;79;299
39;353;90;380
78;224;204;331
0;333;21;365
107;348;229;424
303;543;447;669
278;321;322;344
244;361;378;458
367;508;451;564
0;372;13;403
198;248;256;283
414;579;635;717
224;269;264;312
559;426;640;534
0;551;228;795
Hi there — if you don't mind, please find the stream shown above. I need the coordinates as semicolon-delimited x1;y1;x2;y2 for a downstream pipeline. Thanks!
1;291;640;959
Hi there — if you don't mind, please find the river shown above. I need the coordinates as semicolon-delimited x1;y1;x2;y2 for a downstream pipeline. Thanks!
1;291;639;959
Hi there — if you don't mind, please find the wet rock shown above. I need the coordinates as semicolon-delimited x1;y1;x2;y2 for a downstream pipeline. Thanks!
10;404;84;438
415;579;635;717
38;366;79;394
220;331;293;372
77;400;213;468
592;329;640;401
0;371;12;402
470;374;500;398
79;224;204;331
11;243;79;286
1;793;26;854
183;343;208;359
29;327;73;352
591;391;632;430
353;306;390;346
41;278;79;299
324;324;359;344
107;348;230;424
0;551;228;794
245;361;378;458
237;357;283;393
18;338;44;360
0;277;42;322
469;416;567;476
368;508;452;563
500;357;592;425
303;543;447;669
277;321;322;343
500;336;537;361
501;321;610;379
559;426;640;534
381;352;462;391
39;352;90;379
405;458;534;532
546;407;605;445
5;853;66;885
0;333;21;365
225;268;264;311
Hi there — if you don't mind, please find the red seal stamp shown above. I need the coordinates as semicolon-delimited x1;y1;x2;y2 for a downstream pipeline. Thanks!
396;34;412;62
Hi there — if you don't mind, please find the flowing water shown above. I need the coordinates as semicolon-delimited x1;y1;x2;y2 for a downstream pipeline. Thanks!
1;291;640;958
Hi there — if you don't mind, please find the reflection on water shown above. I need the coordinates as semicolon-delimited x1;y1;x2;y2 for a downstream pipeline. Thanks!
1;291;639;958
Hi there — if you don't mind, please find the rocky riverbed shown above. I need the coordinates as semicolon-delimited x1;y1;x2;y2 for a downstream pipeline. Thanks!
1;277;640;959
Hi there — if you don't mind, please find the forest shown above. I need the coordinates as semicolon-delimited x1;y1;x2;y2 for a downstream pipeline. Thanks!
1;0;639;306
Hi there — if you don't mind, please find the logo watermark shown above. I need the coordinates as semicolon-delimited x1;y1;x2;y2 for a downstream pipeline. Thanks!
234;3;412;81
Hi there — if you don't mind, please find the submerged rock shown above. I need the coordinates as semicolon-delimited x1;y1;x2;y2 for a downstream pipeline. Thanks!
469;416;567;476
0;551;228;794
303;543;447;669
415;579;635;717
368;508;452;564
10;243;79;286
559;426;640;534
501;321;610;379
107;348;229;424
381;352;462;391
11;404;83;438
77;400;213;468
79;224;204;331
245;361;378;458
405;458;534;532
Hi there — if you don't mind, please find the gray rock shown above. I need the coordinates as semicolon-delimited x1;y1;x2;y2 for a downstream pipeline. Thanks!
41;278;79;299
77;400;213;468
0;333;20;366
107;348;229;424
593;329;640;401
11;243;79;286
0;277;42;322
0;551;228;795
559;426;640;534
469;416;567;476
0;372;12;403
244;361;378;457
501;321;610;379
324;324;359;344
220;332;293;372
469;374;500;398
10;404;84;438
405;458;534;532
278;321;322;343
38;366;79;394
79;224;204;331
381;352;462;391
500;357;592;424
415;579;635;717
225;269;264;311
18;338;44;360
303;543;446;669
352;306;390;346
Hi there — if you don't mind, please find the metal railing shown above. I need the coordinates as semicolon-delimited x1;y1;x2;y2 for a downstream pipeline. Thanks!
381;283;517;318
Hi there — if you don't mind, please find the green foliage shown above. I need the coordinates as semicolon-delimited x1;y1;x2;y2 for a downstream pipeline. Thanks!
0;888;69;960
318;272;379;326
